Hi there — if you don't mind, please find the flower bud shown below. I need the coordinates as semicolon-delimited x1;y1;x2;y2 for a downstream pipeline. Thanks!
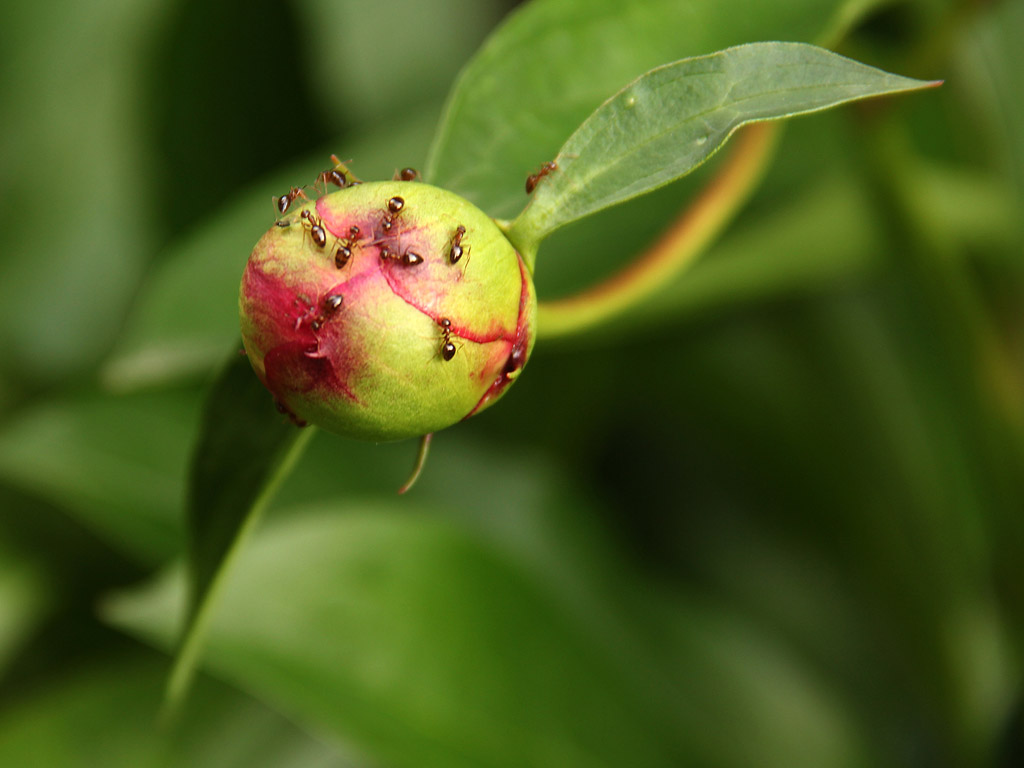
239;180;536;441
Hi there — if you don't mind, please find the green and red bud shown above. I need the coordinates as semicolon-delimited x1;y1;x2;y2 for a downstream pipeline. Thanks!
239;179;536;441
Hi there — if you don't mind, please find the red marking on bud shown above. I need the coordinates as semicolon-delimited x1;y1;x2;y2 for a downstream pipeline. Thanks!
249;193;534;434
466;254;533;417
242;263;362;407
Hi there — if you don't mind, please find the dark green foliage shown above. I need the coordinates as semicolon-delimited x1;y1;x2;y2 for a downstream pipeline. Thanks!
1;0;1022;766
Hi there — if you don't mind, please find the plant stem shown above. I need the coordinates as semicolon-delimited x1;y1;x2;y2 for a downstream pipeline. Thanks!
161;424;316;725
398;432;433;494
536;122;780;340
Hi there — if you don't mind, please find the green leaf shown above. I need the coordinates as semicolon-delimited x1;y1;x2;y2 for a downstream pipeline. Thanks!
425;0;888;218
0;389;202;564
108;507;870;768
509;42;938;250
0;539;52;680
0;652;355;767
293;0;505;127
954;0;1024;215
166;351;314;713
0;0;170;384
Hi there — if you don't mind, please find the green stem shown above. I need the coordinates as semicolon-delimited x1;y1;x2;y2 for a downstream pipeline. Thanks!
398;432;433;494
535;123;780;339
161;425;316;725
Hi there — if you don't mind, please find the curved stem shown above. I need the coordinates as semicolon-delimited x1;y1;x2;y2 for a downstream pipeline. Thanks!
398;433;433;494
161;423;316;725
537;122;780;339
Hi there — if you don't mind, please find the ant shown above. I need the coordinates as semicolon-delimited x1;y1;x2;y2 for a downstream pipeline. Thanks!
274;186;308;215
306;293;344;332
394;167;419;181
525;160;557;194
401;249;423;266
322;292;344;314
437;317;458;361
334;225;362;269
449;224;468;264
329;154;362;182
378;244;423;267
300;210;328;249
380;196;405;233
334;244;352;268
314;167;347;194
293;295;319;331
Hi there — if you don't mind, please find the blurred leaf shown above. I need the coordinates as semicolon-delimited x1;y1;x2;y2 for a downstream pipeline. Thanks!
0;388;202;564
952;0;1024;210
551;279;1020;762
630;170;885;328
0;539;52;680
509;43;937;250
102;107;439;392
906;162;1020;252
166;352;313;712
0;0;170;384
0;652;357;767
426;0;888;218
293;0;506;127
108;505;875;768
112;512;685;768
101;197;276;391
148;0;332;233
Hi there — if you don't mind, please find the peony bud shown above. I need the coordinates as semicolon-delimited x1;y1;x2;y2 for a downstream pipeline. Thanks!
239;179;536;441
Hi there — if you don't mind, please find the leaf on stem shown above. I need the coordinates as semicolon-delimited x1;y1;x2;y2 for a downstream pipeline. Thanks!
425;0;882;219
509;42;939;252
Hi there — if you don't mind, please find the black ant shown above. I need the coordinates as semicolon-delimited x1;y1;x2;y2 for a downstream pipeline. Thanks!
334;226;362;269
314;167;347;193
378;244;422;267
300;210;328;249
335;244;352;268
307;293;344;332
525;160;557;194
275;186;308;215
380;196;405;233
401;249;423;266
394;167;419;181
449;224;468;264
323;293;344;314
328;154;362;183
316;155;362;188
437;317;458;361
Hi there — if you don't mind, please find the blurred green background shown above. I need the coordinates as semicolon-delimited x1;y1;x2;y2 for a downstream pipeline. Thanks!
1;0;1022;766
